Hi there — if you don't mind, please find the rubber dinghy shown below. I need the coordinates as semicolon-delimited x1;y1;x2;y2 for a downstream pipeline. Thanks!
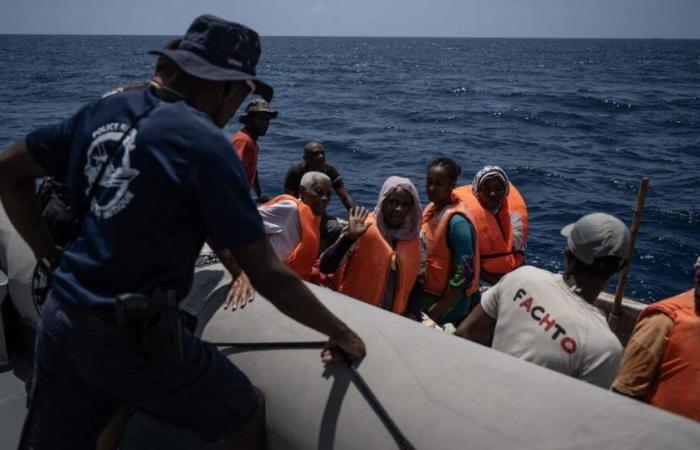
2;203;700;449
175;259;700;450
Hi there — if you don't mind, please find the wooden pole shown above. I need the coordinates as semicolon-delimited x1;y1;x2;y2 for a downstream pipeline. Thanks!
608;177;650;332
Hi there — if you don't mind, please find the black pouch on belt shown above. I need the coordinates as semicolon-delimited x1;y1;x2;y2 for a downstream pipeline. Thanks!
115;287;183;366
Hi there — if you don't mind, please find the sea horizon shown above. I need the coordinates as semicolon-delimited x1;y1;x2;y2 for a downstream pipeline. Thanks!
1;33;699;40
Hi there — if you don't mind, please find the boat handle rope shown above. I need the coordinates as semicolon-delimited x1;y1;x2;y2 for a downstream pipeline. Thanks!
210;340;416;450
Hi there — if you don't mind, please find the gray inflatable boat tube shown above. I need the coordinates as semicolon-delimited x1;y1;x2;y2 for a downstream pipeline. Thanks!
2;200;699;449
184;263;700;450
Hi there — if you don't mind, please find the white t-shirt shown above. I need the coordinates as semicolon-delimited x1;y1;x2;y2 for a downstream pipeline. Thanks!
257;200;301;261
481;265;623;388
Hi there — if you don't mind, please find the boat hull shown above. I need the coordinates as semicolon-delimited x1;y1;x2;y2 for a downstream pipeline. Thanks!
2;201;699;449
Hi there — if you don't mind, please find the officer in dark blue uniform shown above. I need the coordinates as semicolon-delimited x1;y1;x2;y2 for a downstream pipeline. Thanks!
0;15;365;450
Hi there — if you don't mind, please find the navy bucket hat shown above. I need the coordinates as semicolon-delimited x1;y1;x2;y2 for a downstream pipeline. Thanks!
150;15;273;101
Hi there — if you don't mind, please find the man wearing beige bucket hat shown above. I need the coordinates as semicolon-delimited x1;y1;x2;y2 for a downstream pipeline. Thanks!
231;98;278;203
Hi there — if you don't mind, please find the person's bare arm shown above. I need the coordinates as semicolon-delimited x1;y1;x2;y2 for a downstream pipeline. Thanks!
283;169;297;196
0;139;58;264
252;171;268;203
455;303;496;345
427;286;463;321
217;248;255;311
335;185;356;211
480;270;502;286
611;313;671;398
229;238;366;361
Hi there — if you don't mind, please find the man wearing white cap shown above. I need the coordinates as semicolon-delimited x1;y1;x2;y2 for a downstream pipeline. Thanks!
612;257;700;422
456;213;629;388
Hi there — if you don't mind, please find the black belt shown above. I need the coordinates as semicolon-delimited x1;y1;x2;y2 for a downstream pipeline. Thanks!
55;297;118;322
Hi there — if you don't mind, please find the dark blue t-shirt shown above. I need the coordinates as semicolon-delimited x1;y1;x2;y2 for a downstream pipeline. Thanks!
26;88;265;307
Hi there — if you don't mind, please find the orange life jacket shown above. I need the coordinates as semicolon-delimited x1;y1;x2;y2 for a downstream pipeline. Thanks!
265;195;321;281
638;289;700;422
453;183;528;277
337;215;420;314
421;199;480;297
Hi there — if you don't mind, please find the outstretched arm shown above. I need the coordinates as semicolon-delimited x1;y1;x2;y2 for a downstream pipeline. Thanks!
230;237;366;361
252;171;268;203
335;185;356;211
216;248;255;311
455;303;496;345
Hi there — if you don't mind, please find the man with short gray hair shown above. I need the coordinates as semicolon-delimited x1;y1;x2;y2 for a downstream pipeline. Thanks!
285;141;355;251
258;171;331;276
457;213;628;388
225;172;333;309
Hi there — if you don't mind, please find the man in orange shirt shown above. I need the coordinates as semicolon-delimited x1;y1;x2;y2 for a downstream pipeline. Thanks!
230;98;278;203
612;256;700;422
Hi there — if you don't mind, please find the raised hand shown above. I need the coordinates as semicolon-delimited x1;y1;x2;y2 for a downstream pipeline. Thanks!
347;206;371;239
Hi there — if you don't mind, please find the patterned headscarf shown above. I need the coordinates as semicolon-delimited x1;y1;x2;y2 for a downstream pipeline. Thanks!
373;176;422;242
472;165;510;211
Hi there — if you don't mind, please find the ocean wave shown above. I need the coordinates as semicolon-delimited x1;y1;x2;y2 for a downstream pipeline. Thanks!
3;35;699;301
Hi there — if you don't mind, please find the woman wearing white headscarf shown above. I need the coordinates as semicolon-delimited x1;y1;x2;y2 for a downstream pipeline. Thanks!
319;176;422;314
454;165;528;285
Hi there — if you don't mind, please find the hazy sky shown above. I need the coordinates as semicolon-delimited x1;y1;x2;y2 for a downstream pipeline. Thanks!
1;0;699;38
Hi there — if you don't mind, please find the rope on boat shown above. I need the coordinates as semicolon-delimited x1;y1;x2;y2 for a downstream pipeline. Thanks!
338;350;416;450
212;340;416;450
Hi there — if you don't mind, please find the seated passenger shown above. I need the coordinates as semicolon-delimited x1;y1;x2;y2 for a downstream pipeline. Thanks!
285;140;356;251
418;158;480;325
224;172;331;310
612;256;700;422
456;213;627;388
453;166;527;285
259;171;331;280
284;140;355;210
319;176;422;315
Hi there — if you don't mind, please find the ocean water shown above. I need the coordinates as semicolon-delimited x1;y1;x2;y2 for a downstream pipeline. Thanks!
0;35;698;302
